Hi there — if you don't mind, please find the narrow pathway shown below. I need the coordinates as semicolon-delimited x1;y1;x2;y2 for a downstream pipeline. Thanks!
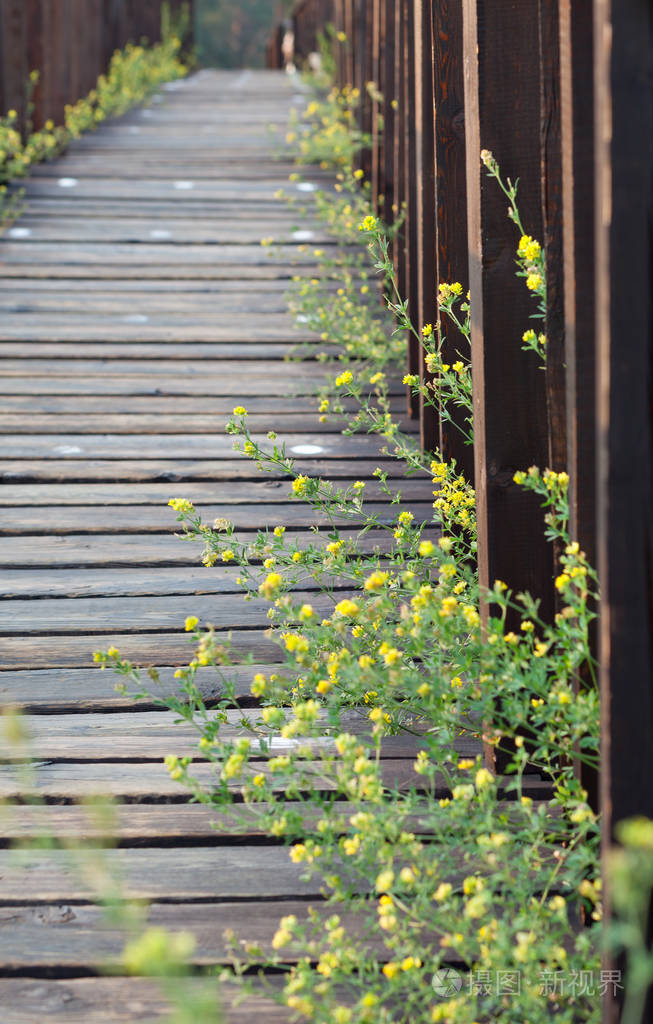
0;70;430;1021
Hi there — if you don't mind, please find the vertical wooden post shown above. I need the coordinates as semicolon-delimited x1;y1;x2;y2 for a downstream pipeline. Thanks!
432;0;473;478
462;0;553;655
559;0;595;569
24;0;45;129
381;0;395;228
369;0;382;209
392;1;406;328
538;0;566;475
413;0;438;450
69;0;84;109
403;0;419;414
343;0;354;84
46;0;72;127
0;0;28;132
595;0;653;1019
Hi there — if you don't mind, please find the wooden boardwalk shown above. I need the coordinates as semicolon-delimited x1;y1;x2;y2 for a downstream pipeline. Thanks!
0;70;431;1021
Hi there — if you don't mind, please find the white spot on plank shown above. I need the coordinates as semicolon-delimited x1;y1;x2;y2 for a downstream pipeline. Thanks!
122;314;149;324
127;126;141;135
141;109;153;118
296;315;309;324
53;445;83;455
292;230;314;241
291;444;324;455
8;227;31;238
150;229;172;240
173;181;195;190
268;737;331;750
296;182;318;193
228;70;252;90
58;178;78;188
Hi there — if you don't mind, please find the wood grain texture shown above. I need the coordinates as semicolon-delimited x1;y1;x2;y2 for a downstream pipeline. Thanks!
0;977;290;1023
462;0;553;651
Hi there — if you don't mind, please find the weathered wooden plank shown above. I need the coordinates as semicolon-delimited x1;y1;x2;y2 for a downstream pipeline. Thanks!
0;342;329;358
0;802;321;842
0;528;435;571
1;219;332;244
0;664;278;711
0;845;328;901
0;630;281;670
0;457;411;482
0;478;429;506
0;433;388;459
0;263;316;280
0;900;374;969
1;708;426;761
0;501;426;535
0;412;416;434
5;797;538;844
0;591;341;635
0;567;249;599
0;377;380;396
0;978;290;1024
0;278;308;294
0;361;330;378
0;759;425;803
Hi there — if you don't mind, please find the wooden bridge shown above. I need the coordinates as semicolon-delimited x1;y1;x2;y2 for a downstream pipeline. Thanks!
0;67;435;1021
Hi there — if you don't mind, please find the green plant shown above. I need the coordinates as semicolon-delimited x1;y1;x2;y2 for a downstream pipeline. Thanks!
97;66;602;1022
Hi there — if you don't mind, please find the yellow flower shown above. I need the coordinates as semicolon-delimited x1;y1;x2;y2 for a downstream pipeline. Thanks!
433;882;452;902
232;405;247;416
184;616;198;632
168;498;194;513
292;475;309;495
375;868;394;892
382;961;399;979
363;570;389;593
475;768;494;789
358;215;377;231
251;673;266;697
401;956;421;971
418;540;435;557
259;572;283;599
335;599;359;617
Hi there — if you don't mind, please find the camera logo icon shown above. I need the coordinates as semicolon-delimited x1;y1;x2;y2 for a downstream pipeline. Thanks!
432;967;463;998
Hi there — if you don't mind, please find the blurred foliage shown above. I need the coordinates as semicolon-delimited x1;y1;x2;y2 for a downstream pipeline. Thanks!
195;0;293;68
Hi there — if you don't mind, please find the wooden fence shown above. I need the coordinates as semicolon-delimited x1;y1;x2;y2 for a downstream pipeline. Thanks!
0;0;193;134
273;2;653;1019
